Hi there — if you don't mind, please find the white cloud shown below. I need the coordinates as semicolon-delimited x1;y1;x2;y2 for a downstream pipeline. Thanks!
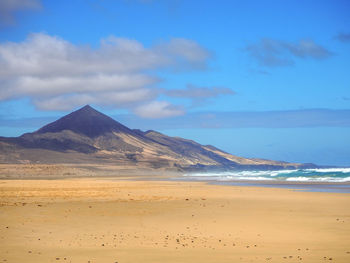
133;101;185;119
0;33;211;117
0;34;165;77
0;0;41;26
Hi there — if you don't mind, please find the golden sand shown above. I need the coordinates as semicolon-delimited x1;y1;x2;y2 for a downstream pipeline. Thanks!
0;178;349;262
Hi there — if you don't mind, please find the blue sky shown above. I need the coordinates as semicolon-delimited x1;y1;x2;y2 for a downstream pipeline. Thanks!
0;0;350;166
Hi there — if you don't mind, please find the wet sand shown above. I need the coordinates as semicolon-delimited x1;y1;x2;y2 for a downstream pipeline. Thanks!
1;178;350;263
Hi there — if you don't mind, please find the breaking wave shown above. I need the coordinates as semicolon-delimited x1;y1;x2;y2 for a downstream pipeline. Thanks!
184;168;350;183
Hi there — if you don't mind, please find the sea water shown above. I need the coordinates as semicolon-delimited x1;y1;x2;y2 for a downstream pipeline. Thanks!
184;168;350;183
182;168;350;193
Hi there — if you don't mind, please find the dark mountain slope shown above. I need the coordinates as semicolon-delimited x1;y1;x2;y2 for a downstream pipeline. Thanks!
36;105;133;137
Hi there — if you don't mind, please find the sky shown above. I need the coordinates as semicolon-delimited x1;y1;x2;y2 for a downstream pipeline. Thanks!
0;0;350;166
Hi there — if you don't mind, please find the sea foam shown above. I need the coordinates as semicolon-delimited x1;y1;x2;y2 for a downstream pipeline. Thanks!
184;168;350;183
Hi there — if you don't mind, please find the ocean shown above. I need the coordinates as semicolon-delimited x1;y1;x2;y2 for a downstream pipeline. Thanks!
181;168;350;193
184;168;350;183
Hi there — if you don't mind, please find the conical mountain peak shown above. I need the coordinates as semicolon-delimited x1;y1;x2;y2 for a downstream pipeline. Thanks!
79;104;94;111
36;105;131;137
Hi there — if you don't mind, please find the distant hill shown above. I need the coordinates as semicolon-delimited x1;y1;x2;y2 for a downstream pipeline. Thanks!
0;105;315;170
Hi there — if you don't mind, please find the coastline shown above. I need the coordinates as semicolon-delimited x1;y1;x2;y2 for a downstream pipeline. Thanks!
1;163;350;193
128;175;350;193
170;176;350;193
211;181;350;193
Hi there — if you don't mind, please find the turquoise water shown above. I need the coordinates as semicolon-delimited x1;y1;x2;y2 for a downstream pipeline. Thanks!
184;168;350;183
181;168;350;193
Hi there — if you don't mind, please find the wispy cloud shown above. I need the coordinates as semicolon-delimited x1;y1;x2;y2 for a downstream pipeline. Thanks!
0;0;41;26
133;101;185;118
164;84;234;105
246;38;332;67
0;33;211;117
335;33;350;43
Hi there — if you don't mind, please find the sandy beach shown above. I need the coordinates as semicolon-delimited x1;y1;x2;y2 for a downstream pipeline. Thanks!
0;176;349;263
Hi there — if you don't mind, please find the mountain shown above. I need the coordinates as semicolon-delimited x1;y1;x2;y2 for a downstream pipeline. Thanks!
0;105;314;170
36;105;133;137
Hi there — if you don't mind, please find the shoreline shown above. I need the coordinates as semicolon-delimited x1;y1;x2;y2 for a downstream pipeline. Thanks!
2;174;350;193
146;177;350;194
1;163;350;193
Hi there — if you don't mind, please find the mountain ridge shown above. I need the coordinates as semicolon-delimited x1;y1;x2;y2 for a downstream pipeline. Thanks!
0;105;315;170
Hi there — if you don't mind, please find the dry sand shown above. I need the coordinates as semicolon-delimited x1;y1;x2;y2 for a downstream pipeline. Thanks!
0;177;349;263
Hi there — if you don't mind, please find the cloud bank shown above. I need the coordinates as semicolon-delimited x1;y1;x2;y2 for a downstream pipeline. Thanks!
246;38;332;67
117;109;350;130
0;33;215;117
2;109;349;132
